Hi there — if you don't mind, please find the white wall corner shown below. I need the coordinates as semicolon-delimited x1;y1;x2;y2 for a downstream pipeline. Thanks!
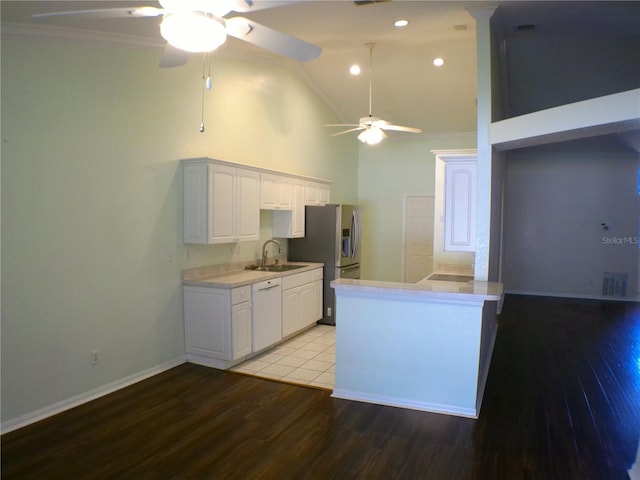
466;5;497;281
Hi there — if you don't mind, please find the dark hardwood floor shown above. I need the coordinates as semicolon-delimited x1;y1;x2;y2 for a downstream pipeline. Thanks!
3;295;639;479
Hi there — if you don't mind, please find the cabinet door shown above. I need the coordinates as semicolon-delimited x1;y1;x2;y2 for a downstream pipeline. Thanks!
261;174;292;210
277;176;293;210
305;182;318;205
209;164;236;244
292;180;305;237
273;179;305;238
444;161;477;252
260;174;278;209
282;288;300;337
184;286;230;359
232;301;252;359
183;163;209;244
299;283;314;329
305;182;330;206
318;184;330;205
311;280;323;322
236;168;260;242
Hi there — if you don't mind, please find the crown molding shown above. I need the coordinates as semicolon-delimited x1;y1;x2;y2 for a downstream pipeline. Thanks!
1;22;165;50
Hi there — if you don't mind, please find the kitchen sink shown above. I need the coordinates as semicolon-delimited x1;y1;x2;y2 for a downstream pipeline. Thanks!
245;264;306;272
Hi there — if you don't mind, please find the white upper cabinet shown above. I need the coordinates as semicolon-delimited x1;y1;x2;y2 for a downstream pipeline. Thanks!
318;183;330;205
235;168;261;242
183;158;331;244
183;160;259;244
444;158;477;252
305;181;331;206
260;173;292;210
273;178;305;238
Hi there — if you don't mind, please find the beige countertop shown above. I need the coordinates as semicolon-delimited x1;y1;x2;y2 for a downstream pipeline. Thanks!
332;276;503;303
182;261;324;289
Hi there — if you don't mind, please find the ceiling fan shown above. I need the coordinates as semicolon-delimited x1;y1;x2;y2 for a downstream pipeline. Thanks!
33;0;322;68
326;43;421;145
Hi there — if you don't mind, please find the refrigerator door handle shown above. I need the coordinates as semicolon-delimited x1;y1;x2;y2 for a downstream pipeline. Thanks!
350;210;358;258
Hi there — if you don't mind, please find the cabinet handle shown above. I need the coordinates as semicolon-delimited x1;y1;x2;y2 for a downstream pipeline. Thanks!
257;284;280;292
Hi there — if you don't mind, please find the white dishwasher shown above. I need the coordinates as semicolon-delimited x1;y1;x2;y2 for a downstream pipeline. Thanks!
252;278;282;352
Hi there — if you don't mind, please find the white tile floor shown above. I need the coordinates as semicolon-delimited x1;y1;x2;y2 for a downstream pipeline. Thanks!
231;324;336;390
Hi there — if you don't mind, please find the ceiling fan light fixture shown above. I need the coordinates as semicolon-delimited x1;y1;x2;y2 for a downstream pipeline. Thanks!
159;0;233;16
358;126;386;145
160;12;227;53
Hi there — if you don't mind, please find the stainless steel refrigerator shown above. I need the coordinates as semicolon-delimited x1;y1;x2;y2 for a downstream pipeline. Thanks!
289;204;361;325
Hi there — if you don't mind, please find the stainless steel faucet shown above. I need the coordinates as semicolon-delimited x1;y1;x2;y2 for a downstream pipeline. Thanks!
261;239;282;267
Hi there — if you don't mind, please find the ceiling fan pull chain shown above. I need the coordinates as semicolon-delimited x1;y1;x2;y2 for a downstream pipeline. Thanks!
199;52;209;133
206;53;212;91
367;43;374;117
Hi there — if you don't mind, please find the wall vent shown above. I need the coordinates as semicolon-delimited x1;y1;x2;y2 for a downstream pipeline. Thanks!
602;272;628;297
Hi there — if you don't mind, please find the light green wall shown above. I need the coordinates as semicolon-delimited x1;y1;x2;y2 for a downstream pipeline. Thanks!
1;36;357;424
358;135;476;282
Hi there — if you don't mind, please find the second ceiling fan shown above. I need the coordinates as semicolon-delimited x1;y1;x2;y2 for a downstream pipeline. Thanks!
327;43;421;145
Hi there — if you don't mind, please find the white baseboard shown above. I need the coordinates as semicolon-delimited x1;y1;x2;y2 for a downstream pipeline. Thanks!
1;356;186;434
504;289;640;303
331;388;478;419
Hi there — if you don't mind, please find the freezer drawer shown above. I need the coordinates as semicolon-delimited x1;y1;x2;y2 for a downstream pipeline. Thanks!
338;264;361;280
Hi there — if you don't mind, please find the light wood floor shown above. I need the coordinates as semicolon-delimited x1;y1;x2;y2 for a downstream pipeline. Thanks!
2;295;639;479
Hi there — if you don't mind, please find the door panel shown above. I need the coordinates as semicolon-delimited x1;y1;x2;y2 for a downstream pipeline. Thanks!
403;195;434;283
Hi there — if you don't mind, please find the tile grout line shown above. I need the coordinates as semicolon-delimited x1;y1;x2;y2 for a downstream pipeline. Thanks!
231;325;336;389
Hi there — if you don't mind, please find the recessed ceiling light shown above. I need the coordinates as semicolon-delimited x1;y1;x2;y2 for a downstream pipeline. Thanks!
350;64;361;75
394;19;409;28
433;57;444;67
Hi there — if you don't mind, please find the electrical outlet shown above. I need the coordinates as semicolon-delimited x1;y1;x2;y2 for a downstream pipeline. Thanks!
91;350;99;365
328;307;332;317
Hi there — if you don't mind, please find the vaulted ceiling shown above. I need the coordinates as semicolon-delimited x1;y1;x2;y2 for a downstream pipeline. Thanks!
2;1;638;138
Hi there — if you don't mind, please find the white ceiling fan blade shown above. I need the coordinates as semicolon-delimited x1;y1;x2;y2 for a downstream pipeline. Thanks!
32;7;164;20
380;124;422;133
225;16;321;62
325;123;362;127
230;0;317;12
330;126;366;137
158;42;190;68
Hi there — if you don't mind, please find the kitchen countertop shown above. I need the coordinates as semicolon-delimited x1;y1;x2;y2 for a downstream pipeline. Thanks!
332;276;503;303
182;261;324;289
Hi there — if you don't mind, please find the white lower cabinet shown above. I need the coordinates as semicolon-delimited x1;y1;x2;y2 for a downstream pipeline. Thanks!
232;300;252;358
282;268;323;337
184;285;251;368
184;267;323;369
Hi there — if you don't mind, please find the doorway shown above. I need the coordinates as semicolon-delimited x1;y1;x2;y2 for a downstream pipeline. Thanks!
402;195;434;282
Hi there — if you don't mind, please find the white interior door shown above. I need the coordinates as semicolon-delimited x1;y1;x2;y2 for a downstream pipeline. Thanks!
403;195;434;282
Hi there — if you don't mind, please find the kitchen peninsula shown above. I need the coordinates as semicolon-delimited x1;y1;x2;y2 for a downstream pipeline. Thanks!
331;276;503;418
